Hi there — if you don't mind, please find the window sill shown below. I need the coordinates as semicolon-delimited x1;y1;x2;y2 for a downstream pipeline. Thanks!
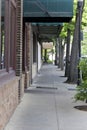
0;69;16;86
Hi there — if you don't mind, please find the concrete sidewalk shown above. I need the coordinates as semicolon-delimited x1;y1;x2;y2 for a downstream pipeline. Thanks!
4;64;87;130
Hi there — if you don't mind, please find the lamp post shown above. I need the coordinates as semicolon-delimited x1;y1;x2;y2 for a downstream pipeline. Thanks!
77;0;83;85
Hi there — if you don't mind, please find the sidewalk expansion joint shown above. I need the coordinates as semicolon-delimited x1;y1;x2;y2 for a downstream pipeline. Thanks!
36;86;58;89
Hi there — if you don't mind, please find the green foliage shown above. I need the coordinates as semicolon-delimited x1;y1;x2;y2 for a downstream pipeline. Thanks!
59;0;77;39
79;59;87;80
82;0;87;29
74;0;87;101
47;60;53;64
60;0;87;40
75;59;87;102
74;80;87;101
81;0;87;56
81;31;87;55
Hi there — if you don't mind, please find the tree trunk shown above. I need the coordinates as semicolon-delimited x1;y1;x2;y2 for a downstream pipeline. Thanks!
67;0;85;84
61;45;64;70
67;12;79;83
44;49;47;63
55;38;59;66
58;38;65;70
65;29;71;77
58;38;61;68
55;42;57;65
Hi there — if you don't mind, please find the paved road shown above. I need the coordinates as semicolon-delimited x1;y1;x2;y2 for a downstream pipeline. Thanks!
5;64;87;130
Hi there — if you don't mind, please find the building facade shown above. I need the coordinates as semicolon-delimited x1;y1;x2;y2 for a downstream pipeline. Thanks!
0;1;42;129
0;0;24;129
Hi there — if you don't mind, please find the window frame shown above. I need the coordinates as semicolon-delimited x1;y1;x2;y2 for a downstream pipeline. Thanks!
0;0;16;74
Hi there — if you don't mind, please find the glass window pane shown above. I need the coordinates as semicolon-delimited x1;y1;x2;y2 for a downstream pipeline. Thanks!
10;3;16;69
0;0;5;69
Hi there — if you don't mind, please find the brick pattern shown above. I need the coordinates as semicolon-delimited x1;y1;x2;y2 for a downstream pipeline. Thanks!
16;0;23;76
0;77;19;130
16;0;23;99
0;0;24;129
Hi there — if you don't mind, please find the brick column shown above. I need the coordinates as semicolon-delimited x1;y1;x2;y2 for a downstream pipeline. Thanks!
24;23;30;88
16;0;23;100
28;23;33;84
16;0;23;76
26;24;30;71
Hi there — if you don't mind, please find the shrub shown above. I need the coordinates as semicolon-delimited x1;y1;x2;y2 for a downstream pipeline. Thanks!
79;58;87;80
74;58;87;102
75;80;87;101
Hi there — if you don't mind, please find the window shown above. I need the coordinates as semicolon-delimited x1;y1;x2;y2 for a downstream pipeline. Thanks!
10;2;16;69
33;33;37;63
0;0;5;69
0;0;16;72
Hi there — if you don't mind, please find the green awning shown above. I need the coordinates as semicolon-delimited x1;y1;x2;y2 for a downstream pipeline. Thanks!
32;22;62;26
32;23;63;41
23;0;73;22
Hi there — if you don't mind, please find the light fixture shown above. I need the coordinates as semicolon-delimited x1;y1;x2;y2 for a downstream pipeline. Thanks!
78;0;83;2
78;0;83;7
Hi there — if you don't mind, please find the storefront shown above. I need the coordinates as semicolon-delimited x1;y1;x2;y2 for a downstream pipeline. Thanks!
0;1;24;129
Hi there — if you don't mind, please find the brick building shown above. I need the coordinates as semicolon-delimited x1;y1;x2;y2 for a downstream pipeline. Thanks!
0;0;24;129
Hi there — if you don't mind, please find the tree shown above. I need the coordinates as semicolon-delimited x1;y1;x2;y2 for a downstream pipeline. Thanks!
58;23;68;70
59;12;75;76
66;0;86;83
58;37;66;70
65;29;71;77
57;0;87;82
